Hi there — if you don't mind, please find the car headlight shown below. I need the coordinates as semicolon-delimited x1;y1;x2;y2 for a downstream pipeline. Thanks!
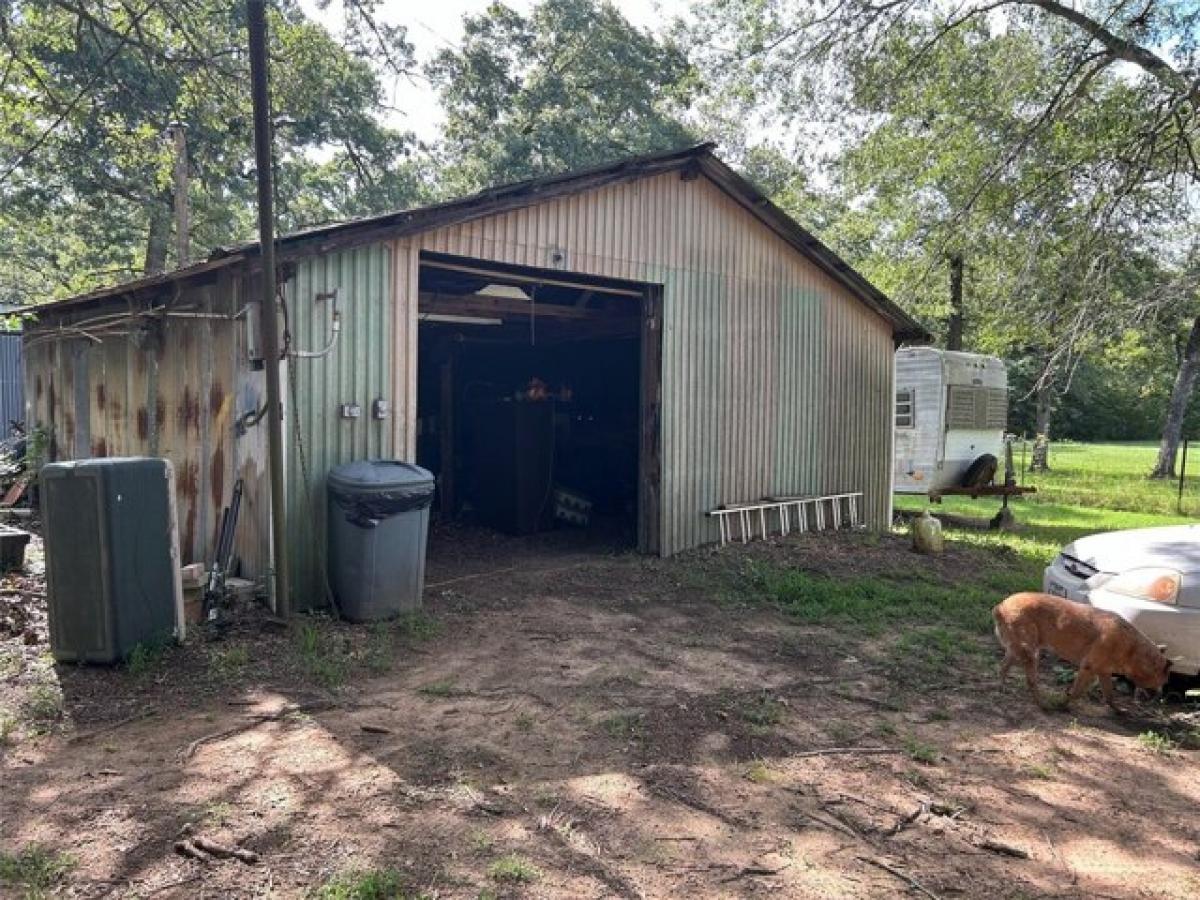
1088;567;1181;605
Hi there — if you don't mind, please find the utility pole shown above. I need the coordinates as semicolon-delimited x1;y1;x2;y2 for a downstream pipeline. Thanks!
947;253;964;351
247;0;290;616
166;122;190;267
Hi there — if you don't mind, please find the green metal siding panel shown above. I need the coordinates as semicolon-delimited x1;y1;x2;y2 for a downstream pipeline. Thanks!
285;242;393;609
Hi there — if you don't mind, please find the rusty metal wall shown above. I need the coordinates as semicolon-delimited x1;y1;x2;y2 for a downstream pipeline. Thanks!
392;171;895;555
284;242;394;608
21;279;265;577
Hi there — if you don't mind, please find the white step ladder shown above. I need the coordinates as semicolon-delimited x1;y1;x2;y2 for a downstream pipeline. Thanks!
708;492;864;546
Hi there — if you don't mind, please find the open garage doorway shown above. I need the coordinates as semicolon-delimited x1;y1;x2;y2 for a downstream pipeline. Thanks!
415;252;662;554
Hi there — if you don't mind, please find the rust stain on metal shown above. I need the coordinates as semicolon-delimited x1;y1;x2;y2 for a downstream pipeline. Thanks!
210;444;225;517
155;397;166;434
209;382;225;419
177;459;199;560
177;386;200;435
96;383;106;411
136;407;149;441
92;438;108;458
177;459;199;500
183;501;197;563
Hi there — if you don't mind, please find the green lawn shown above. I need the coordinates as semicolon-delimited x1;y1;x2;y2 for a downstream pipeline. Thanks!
894;440;1198;582
1012;440;1200;517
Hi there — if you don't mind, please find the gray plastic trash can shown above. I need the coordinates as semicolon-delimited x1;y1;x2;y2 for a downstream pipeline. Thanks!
327;460;435;621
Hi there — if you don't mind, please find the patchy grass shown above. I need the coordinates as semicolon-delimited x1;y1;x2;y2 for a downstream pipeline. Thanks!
471;829;495;853
416;678;459;698
893;626;991;685
393;610;443;643
294;620;349;690
903;735;939;765
20;683;62;727
0;647;20;678
126;637;171;676
0;845;74;897
487;854;541;884
1137;730;1178;756
207;646;249;681
744;759;775;783
1024;762;1056;780
362;623;394;674
735;691;786;729
600;710;645;741
743;563;1006;635
514;711;535;732
310;867;407;899
200;800;233;828
0;710;16;743
825;720;859;743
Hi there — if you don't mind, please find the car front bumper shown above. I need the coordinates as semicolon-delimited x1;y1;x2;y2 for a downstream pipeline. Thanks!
1087;592;1200;677
1042;558;1091;603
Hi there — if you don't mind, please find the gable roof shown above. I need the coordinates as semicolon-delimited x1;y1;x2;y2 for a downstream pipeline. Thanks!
33;143;929;340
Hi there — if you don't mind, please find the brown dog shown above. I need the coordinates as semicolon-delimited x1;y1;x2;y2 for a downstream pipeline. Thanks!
993;592;1171;710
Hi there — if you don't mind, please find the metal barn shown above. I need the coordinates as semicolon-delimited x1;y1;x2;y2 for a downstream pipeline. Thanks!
23;145;928;609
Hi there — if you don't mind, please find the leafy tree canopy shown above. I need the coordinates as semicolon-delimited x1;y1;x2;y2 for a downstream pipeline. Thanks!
426;0;700;193
0;0;423;302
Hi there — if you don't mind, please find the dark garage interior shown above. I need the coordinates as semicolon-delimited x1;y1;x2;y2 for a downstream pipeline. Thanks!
415;253;652;547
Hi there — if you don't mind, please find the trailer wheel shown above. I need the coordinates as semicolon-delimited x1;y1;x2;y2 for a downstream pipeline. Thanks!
961;453;998;489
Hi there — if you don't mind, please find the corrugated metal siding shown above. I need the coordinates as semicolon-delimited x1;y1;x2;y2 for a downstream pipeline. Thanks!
22;281;245;570
284;243;393;608
393;171;896;555
0;333;23;432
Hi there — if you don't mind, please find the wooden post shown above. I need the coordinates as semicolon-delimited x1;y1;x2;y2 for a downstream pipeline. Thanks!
247;0;289;616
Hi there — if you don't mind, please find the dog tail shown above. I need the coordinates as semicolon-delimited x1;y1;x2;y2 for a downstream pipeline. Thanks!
992;604;1009;651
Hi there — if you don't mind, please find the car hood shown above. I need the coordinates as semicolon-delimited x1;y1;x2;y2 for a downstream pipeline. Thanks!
1063;524;1200;574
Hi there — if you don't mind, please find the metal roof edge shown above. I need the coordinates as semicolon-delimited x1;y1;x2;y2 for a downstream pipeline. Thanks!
30;141;932;342
694;155;931;341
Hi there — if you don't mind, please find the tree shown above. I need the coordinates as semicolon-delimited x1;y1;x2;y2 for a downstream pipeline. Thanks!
1148;255;1200;476
0;0;423;303
686;1;1197;461
426;0;700;193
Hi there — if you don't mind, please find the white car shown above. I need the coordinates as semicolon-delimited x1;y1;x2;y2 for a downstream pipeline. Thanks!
1043;524;1200;676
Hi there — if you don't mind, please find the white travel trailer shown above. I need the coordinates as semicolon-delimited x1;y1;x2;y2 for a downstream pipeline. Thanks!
894;348;1008;494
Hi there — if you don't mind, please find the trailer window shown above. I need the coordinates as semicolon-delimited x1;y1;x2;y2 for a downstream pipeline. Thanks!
895;389;915;428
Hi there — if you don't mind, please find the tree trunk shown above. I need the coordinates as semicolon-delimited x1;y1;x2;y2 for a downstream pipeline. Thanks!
1150;314;1200;479
1029;376;1053;472
143;193;171;275
947;253;964;351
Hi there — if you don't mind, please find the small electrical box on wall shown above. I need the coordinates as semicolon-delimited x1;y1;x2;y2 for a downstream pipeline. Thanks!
246;300;263;368
372;398;389;420
339;403;361;419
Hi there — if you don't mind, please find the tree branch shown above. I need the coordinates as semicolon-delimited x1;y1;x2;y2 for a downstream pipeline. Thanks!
1016;0;1198;106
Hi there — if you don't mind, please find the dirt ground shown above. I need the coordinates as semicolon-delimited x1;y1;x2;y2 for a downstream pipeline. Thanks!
2;523;1200;899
